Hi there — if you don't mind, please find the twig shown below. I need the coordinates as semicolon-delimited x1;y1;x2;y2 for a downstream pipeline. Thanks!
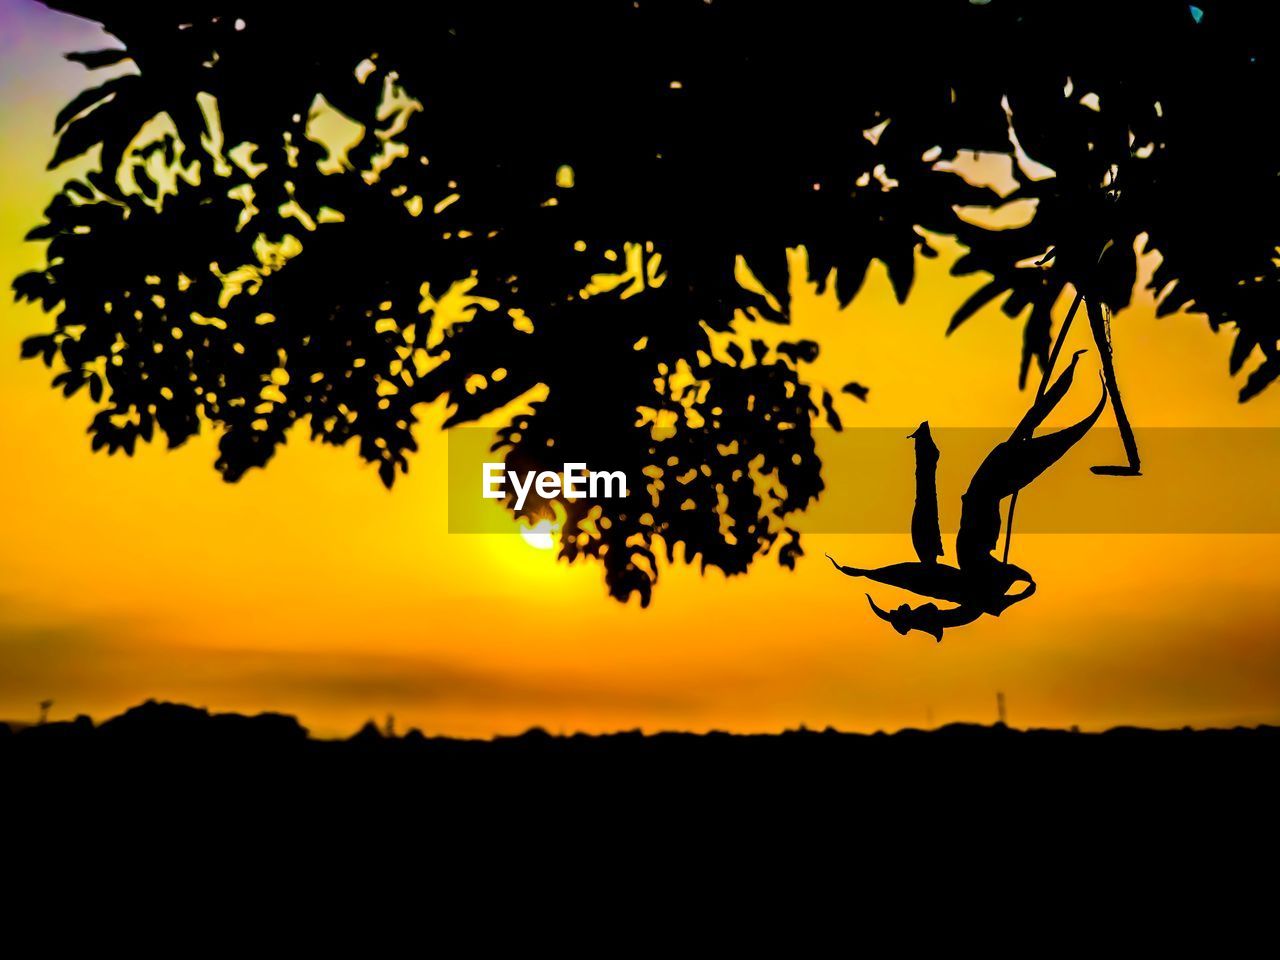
1001;288;1084;564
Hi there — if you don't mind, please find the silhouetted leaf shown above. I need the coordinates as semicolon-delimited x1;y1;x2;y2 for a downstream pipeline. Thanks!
949;282;1003;333
1239;354;1280;402
1228;330;1257;375
54;76;130;133
66;48;131;69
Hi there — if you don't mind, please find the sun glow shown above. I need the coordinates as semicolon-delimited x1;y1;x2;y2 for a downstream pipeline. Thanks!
519;517;559;550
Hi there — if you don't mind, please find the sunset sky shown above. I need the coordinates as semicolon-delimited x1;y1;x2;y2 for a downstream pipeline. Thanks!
2;0;1278;737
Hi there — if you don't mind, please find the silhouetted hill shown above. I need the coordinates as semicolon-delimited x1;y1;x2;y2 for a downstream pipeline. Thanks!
6;698;1276;748
6;698;1276;747
5;700;1276;880
5;699;1276;783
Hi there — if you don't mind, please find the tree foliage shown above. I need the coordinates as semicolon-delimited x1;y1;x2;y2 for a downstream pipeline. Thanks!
15;0;1280;603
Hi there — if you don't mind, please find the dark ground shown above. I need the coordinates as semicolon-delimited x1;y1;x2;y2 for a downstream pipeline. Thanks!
5;699;1276;811
3;700;1276;902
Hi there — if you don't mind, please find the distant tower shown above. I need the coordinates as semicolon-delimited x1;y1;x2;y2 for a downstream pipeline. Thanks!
38;699;54;725
996;692;1007;727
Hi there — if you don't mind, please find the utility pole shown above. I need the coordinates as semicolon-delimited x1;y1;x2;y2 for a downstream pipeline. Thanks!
996;691;1007;727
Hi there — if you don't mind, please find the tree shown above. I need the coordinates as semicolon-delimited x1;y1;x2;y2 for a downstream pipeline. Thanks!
15;1;1280;604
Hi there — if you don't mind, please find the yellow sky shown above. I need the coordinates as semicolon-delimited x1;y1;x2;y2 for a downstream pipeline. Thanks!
2;4;1278;736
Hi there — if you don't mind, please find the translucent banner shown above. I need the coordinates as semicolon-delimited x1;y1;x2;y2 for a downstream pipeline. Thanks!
447;427;1280;534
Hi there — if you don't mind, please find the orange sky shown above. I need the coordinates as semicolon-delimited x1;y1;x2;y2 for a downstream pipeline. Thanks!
2;2;1278;737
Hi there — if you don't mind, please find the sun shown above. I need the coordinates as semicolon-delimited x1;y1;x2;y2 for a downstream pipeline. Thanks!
519;517;560;550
